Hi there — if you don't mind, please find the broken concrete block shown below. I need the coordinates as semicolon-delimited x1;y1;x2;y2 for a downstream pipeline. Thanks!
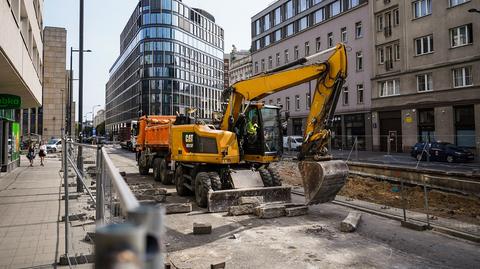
340;212;362;233
401;220;428;231
210;261;226;269
285;206;308;217
228;204;255;216
193;222;212;234
238;196;264;205
61;213;87;222
143;188;167;196
255;204;286;219
61;194;79;200
165;203;192;214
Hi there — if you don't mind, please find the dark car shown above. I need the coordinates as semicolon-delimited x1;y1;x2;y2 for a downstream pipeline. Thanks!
411;142;475;163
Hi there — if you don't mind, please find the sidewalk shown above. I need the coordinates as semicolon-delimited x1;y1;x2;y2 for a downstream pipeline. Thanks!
0;155;92;268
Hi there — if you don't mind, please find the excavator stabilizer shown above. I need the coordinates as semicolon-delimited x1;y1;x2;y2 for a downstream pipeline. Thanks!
298;160;348;205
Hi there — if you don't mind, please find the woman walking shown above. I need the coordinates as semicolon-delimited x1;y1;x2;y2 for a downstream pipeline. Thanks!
27;143;36;167
39;141;46;166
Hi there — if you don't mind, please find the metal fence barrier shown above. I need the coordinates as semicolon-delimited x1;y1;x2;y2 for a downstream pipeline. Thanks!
62;138;165;268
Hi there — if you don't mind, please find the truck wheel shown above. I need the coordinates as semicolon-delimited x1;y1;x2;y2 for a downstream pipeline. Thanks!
153;158;161;182
175;166;190;196
138;152;149;175
267;167;282;186
208;172;222;191
195;172;211;208
159;159;172;185
259;167;274;187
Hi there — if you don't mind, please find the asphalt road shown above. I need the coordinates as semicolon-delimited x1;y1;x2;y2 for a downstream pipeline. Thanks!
106;145;480;269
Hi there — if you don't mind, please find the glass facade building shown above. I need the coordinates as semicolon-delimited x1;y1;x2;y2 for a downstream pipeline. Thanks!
106;0;224;134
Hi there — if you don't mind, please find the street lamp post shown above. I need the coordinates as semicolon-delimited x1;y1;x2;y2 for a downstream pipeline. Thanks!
68;47;91;137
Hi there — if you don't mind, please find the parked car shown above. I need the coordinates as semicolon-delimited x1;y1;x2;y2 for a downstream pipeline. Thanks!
283;136;303;151
46;139;62;153
411;142;475;163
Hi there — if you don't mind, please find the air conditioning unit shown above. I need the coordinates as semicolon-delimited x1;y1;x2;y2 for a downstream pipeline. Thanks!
384;26;392;38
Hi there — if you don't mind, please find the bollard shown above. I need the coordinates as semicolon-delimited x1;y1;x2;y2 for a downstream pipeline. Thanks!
95;223;146;269
96;145;104;225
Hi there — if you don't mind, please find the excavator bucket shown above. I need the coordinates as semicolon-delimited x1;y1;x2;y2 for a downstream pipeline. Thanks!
298;160;348;205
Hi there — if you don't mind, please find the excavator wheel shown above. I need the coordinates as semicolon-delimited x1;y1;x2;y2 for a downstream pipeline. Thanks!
195;172;212;208
152;158;161;182
159;158;172;185
267;167;282;186
259;167;274;187
208;172;222;191
175;166;191;196
138;151;149;175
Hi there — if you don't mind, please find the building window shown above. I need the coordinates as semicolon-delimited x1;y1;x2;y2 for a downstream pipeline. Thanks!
417;73;433;92
284;49;289;63
285;0;294;19
305;42;310;56
264;35;271;46
357;84;364;104
379;79;400;97
286;23;294;37
255;19;261;36
342;87;349;105
327;32;333;48
376;15;383;32
413;0;431;19
277;98;281;106
269;99;273;105
449;0;470;7
274;29;282;42
314;8;325;24
254;62;258;73
453;66;473;88
294;46;299;60
274;7;282;26
394;43;400;61
418;108;435;143
450;24;473;48
261;59;265;72
268;56;273;69
264;14;271;31
355;22;363;38
285;97;290;111
378;48;385;64
298;16;309;31
298;0;309;13
316;37;321;52
295;95;300;110
341;27;347;42
330;0;341;17
356;51;363;71
415;35;434;55
393;9;400;26
455;105;475;147
276;53;281;66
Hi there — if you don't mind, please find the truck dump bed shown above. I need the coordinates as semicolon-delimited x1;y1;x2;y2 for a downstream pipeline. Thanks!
136;116;176;150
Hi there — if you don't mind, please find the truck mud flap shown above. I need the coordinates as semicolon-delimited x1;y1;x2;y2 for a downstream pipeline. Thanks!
207;186;292;213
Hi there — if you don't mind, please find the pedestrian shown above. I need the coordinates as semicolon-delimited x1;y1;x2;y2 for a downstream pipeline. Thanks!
39;141;46;166
27;143;36;167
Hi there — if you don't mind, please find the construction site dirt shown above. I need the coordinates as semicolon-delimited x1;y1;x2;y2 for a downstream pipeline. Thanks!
107;146;480;269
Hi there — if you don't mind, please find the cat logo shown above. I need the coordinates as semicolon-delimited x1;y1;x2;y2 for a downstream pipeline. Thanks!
183;133;195;149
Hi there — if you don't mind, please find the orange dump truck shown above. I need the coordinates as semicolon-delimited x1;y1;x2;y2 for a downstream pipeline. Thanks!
136;115;177;184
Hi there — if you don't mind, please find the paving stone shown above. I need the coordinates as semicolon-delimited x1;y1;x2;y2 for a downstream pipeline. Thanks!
165;203;192;214
228;204;255;216
193;222;212;234
61;194;80;200
255;204;286;219
61;213;87;221
340;212;362;233
285;206;308;217
210;261;226;269
238;196;264;206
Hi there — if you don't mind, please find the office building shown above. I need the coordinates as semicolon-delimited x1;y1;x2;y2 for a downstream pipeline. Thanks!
0;0;43;172
251;0;373;150
106;0;225;136
94;109;105;128
228;47;252;86
370;0;480;154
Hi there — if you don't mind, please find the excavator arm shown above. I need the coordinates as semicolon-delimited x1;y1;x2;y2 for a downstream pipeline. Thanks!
221;44;347;160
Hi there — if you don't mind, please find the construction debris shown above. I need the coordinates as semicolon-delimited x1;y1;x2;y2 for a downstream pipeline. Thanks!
165;203;192;214
238;196;264;205
285;206;308;217
340;211;362;232
228;204;255;216
210;261;226;269
255;204;286;219
193;222;212;234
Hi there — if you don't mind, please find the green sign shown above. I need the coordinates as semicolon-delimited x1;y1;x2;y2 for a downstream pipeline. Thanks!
12;122;20;161
0;94;21;109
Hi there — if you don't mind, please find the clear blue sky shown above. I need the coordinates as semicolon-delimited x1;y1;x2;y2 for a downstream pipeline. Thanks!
44;0;273;120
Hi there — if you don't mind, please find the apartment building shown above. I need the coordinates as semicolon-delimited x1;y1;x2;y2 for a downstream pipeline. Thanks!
371;0;480;154
228;47;252;86
0;0;43;172
251;0;373;150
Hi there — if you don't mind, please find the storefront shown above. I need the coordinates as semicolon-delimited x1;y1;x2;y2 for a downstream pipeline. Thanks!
0;95;21;173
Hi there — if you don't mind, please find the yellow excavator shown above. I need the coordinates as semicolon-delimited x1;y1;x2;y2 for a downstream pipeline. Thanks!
140;44;349;211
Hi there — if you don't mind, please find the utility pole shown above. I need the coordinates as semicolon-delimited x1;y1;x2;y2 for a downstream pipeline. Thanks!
76;0;85;193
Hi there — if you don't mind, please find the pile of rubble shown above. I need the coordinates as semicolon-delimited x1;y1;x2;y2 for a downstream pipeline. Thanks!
227;196;308;219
